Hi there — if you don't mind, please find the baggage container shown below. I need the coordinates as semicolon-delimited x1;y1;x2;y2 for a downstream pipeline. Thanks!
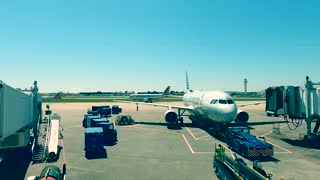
91;118;109;127
112;105;119;114
96;122;117;145
82;115;100;128
98;108;111;117
0;81;33;141
92;105;110;112
84;127;104;151
87;110;98;116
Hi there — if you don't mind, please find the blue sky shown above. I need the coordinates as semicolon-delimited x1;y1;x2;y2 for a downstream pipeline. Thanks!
1;0;320;93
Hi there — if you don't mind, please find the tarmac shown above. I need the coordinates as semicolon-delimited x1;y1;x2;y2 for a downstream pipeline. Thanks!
4;101;320;179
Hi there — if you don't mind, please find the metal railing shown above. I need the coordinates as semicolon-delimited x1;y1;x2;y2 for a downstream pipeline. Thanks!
31;113;41;158
44;118;51;157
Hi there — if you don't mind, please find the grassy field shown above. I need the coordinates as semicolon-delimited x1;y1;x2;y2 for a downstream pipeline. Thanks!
43;97;265;103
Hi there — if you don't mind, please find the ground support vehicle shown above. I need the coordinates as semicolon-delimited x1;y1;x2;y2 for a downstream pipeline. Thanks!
115;115;134;125
96;122;117;145
226;127;274;158
213;144;272;180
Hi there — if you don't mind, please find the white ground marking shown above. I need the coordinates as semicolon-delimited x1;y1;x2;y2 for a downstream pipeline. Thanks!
193;131;207;135
258;124;292;153
136;124;290;155
266;140;292;154
186;126;292;154
196;135;211;139
185;127;199;140
181;134;213;154
186;127;215;141
181;134;195;153
260;124;288;137
134;126;180;135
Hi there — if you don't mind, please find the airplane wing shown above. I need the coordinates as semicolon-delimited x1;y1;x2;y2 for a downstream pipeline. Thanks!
237;101;265;107
113;100;194;111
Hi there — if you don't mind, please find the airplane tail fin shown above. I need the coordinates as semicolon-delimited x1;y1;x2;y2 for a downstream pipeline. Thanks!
162;86;171;96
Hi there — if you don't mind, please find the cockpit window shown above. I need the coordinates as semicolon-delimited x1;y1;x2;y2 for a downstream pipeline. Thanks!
227;99;234;104
219;99;227;104
210;99;217;104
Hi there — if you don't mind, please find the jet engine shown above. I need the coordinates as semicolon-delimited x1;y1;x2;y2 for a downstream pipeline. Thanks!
164;110;178;124
235;110;249;123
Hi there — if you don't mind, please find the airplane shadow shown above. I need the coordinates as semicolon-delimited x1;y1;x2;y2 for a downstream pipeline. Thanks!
135;121;280;162
85;149;108;160
134;122;195;129
281;138;320;149
203;128;280;162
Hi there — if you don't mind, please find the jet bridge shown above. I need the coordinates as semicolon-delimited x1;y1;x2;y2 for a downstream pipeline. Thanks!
265;76;320;147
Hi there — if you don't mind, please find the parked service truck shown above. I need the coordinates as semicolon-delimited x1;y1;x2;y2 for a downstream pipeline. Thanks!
0;81;41;160
226;127;274;157
95;122;117;145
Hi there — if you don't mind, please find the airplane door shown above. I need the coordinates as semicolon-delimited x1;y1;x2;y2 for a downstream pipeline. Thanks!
200;94;209;118
200;95;204;106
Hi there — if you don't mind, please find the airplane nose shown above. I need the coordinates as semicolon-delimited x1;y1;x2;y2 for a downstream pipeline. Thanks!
221;105;237;114
208;104;237;123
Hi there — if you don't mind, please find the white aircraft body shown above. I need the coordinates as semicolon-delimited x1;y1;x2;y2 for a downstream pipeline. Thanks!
131;88;283;131
137;89;255;127
182;90;243;124
129;86;171;103
121;73;285;129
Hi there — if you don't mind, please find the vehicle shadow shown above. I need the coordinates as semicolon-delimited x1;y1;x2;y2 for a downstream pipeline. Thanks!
85;149;108;160
134;121;195;129
246;156;280;162
104;141;118;146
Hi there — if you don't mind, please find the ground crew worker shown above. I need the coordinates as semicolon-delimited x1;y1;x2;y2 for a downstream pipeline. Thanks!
216;144;223;156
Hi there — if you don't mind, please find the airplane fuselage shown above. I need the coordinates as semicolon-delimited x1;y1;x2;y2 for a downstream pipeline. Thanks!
129;94;165;101
129;86;170;102
182;91;238;124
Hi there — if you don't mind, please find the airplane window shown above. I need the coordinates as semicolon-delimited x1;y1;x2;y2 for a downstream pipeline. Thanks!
219;99;227;104
227;99;234;104
210;99;217;104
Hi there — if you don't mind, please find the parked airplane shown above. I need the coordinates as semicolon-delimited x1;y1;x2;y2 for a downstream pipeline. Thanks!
122;73;286;130
128;86;171;103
